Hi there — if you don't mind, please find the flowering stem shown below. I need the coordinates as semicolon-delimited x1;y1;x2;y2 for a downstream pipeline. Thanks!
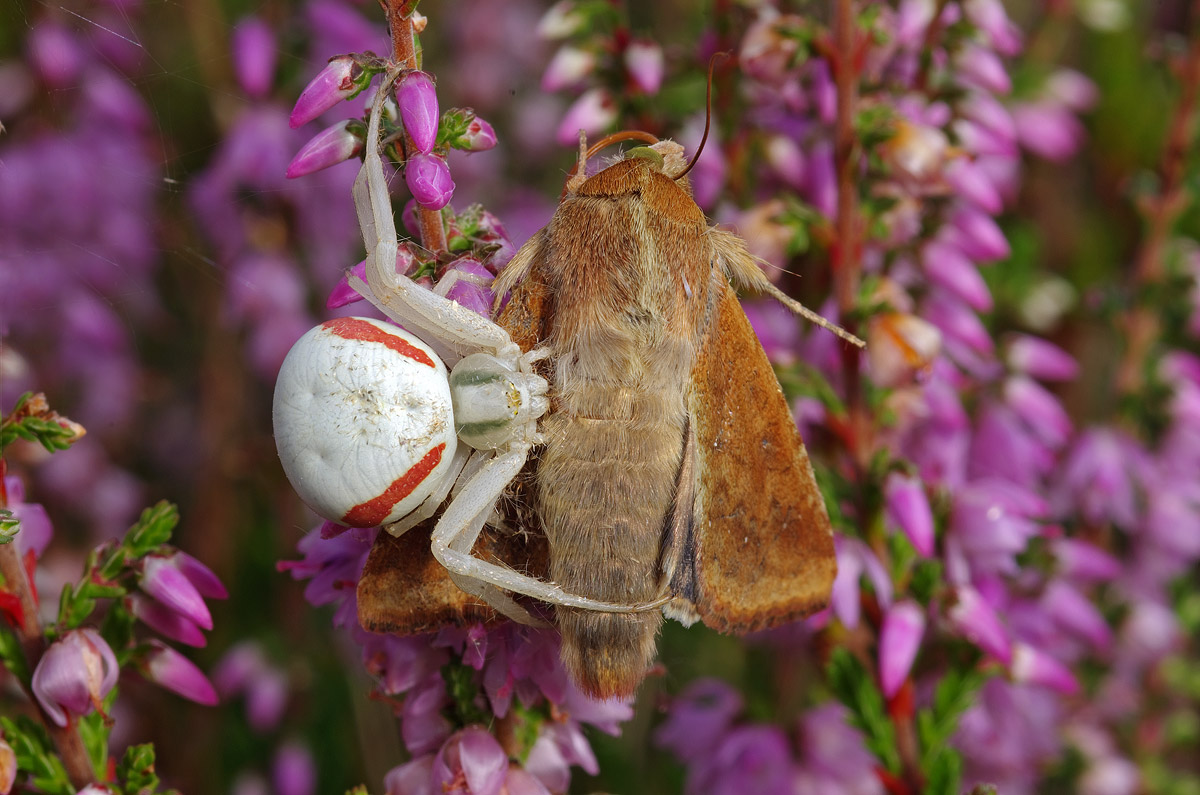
832;0;867;467
381;0;449;255
1116;2;1200;395
0;468;96;788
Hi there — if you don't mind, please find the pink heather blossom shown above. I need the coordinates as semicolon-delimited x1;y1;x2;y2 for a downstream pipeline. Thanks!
624;40;664;94
1011;642;1080;694
555;88;617;147
287;120;364;178
139;641;219;705
273;742;316;795
290;56;358;128
406;153;456;210
431;727;508;795
879;600;926;698
459;116;497;152
128;594;207;647
948;585;1013;663
653;679;744;763
397;71;440;155
1013;101;1087;161
27;20;82;89
231;17;277;98
542;46;595;91
922;239;994;311
884;472;936;556
384;755;434;795
1005;334;1079;381
32;628;119;727
140;554;214;631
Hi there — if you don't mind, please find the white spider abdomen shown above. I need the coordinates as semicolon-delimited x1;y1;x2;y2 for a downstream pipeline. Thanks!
273;316;457;527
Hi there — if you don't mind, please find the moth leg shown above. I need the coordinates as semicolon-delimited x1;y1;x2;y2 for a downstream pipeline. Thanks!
431;448;656;614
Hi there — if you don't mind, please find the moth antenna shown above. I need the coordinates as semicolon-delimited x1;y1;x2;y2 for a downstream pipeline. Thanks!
763;281;866;348
563;130;661;195
675;51;729;181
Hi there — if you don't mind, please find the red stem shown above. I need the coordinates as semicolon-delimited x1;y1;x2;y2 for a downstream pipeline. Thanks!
380;0;448;255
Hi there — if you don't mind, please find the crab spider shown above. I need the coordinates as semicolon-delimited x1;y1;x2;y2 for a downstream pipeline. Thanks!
274;66;663;625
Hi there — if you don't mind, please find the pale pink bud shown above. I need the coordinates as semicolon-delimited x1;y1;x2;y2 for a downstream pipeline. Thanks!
878;600;926;698
541;46;596;91
537;1;586;39
1010;642;1079;694
948;586;1012;663
1051;538;1120;582
955;43;1011;95
290;56;357;128
625;40;664;94
460;117;497;152
922;239;993;311
140;641;219;705
1046;69;1099;112
1005;334;1078;381
944;158;1004;215
286;120;364;178
884;473;935;556
1013;101;1085;162
882;119;949;183
141;555;213;631
32;628;119;727
397;70;439;155
555;88;617;147
405;153;455;210
231;17;277;99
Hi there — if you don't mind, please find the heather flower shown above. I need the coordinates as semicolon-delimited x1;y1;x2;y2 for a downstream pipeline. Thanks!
459;116;498;152
232;17;277;98
1010;642;1079;694
442;258;495;315
555;88;617;147
214;642;289;731
1041;581;1113;653
922;239;994;311
140;554;215;631
1013;101;1086;162
866;312;942;387
795;703;885;794
1005;334;1079;381
3;474;53;560
829;537;893;629
624;40;664;94
537;1;586;39
1004;376;1072;447
384;755;434;795
878;600;925;698
397;71;440;155
406;153;456;210
689;725;793;795
287;119;365;178
944;158;1005;214
138;641;219;705
273;742;317;795
884;473;935;556
948;585;1013;663
128;594;207;647
431;727;508;795
541;45;595;92
32;628;119;727
27;20;82;88
290;56;360;128
1052;429;1143;528
653;678;743;763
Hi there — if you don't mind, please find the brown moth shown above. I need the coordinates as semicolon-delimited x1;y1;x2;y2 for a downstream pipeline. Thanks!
359;132;844;699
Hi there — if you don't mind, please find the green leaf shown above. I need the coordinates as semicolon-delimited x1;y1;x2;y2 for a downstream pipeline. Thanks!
123;502;179;557
117;743;161;794
827;648;901;773
442;661;490;728
0;508;18;545
1;715;73;794
78;706;112;778
0;622;31;683
101;603;137;666
924;747;963;795
918;666;987;768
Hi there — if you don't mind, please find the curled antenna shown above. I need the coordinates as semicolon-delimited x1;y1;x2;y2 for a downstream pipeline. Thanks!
564;129;661;182
675;51;729;182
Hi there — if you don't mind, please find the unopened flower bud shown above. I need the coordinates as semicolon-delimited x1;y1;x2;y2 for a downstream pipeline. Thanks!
878;600;926;698
432;727;507;795
542;45;596;91
459;116;497;152
406;153;455;210
884;473;935;556
624;40;664;94
290;56;359;128
397;70;439;154
537;1;586;39
232;17;277;99
32;628;119;727
555;88;617;147
286;120;364;178
140;554;214;631
139;641;219;705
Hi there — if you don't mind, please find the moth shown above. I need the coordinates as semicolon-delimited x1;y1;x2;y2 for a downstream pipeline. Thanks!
355;83;850;697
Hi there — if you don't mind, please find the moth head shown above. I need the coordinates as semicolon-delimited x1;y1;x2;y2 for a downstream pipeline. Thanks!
623;141;688;178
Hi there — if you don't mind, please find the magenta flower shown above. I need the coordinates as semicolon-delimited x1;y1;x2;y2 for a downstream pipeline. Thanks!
1004;376;1072;448
128;594;207;647
273;742;316;795
795;703;885;793
4;474;52;560
1041;581;1113;653
1051;538;1122;583
384;755;434;795
624;40;664;94
231;17;277;99
884;473;935;556
653;678;744;763
138;641;219;705
140;554;214;631
431;727;508;795
27;20;82;89
406;153;455;210
1013;101;1086;162
442;258;495;315
1052;429;1144;528
287;119;364;178
555;88;617;147
879;600;926;698
691;725;793;795
948;585;1013;663
1005;334;1079;381
1010;642;1079;694
397;70;440;154
944;158;1004;214
290;56;359;128
32;628;119;727
922;239;994;311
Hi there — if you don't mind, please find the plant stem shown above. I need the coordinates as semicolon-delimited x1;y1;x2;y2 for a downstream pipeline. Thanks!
833;0;867;468
0;464;96;788
380;0;449;255
1116;0;1200;395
